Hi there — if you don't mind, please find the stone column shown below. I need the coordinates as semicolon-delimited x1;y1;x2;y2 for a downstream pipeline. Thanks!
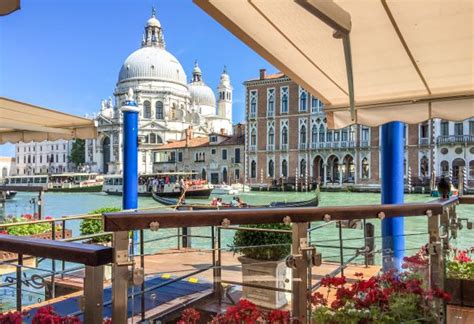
323;163;327;186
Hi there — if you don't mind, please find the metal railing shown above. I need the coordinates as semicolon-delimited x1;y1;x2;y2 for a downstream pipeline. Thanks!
102;196;463;323
437;135;474;144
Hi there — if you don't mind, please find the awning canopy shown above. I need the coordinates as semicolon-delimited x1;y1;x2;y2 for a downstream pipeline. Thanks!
0;97;97;144
194;0;474;128
0;0;20;16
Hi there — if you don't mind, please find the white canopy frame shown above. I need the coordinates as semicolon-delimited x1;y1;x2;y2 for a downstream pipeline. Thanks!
194;0;474;128
0;97;97;144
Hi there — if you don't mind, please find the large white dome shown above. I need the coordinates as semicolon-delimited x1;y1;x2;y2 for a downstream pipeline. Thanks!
118;47;187;85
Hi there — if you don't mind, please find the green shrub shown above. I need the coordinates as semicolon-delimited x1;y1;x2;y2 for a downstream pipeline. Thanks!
80;207;121;244
4;217;53;236
232;223;292;261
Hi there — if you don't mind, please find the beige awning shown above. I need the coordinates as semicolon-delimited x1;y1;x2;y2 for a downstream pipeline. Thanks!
194;0;474;128
0;0;20;16
0;97;97;144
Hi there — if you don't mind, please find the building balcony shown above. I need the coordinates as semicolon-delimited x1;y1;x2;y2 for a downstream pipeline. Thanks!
249;112;256;119
437;135;474;145
318;142;325;149
154;160;176;164
360;140;369;148
419;137;430;145
266;144;275;151
267;110;275;118
299;143;307;150
249;145;257;152
231;157;241;164
281;143;288;151
311;142;318;150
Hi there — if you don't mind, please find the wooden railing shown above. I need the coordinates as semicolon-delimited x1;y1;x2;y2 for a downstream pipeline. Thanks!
0;235;112;324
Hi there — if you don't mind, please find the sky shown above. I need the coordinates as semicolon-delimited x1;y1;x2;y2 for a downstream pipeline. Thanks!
0;0;277;157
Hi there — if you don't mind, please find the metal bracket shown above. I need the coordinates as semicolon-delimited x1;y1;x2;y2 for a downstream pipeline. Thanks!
129;267;145;286
312;252;322;266
115;249;132;266
428;242;441;255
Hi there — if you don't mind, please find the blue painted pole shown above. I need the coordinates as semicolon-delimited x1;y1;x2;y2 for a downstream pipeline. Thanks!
381;121;405;271
121;89;139;250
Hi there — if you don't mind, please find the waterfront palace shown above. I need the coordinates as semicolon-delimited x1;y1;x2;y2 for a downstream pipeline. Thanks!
7;14;474;190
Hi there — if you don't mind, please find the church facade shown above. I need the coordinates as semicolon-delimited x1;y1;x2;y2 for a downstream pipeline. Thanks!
85;9;233;174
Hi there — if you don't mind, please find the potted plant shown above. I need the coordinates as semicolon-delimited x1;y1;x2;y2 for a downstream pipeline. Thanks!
445;247;474;307
233;223;292;309
80;207;121;280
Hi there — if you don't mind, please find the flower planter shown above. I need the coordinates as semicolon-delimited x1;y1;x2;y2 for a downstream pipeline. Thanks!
445;278;474;307
239;256;290;309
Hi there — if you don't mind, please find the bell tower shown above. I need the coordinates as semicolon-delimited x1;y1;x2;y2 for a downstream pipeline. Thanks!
142;7;165;48
217;66;232;121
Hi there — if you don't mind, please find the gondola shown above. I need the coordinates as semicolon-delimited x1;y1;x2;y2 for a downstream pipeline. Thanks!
152;187;320;210
0;191;17;200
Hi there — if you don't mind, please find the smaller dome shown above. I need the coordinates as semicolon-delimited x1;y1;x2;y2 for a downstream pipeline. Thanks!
147;17;161;28
188;83;216;108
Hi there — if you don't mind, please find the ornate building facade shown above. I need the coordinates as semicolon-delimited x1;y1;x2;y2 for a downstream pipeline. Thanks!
244;70;474;190
85;9;233;174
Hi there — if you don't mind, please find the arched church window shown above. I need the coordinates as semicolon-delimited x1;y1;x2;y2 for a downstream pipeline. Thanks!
144;101;151;119
156;101;164;119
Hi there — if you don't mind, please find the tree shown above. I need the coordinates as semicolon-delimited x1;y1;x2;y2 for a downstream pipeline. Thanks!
69;139;85;167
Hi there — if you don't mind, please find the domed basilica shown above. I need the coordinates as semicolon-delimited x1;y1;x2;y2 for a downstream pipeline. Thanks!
85;9;233;174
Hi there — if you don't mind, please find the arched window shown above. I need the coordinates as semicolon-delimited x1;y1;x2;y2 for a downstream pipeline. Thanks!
440;160;449;176
268;160;274;178
362;158;369;179
144;101;151;119
318;125;325;142
201;169;207;180
452;158;466;181
251;129;257;146
282;159;288;178
282;126;288;145
250;97;256;115
268;127;274;146
420;156;429;177
155;101;164;119
300;91;307;111
300;125;306;144
223;168;228;183
469;160;474;179
281;91;288;113
311;124;318;143
300;159;307;176
251;160;257;178
150;133;156;144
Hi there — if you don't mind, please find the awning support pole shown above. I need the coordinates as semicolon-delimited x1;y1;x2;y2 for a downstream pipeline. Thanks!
381;122;405;271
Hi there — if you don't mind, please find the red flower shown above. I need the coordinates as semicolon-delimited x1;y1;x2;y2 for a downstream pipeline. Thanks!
311;292;327;306
320;276;346;287
0;230;8;235
454;250;472;264
178;308;201;324
267;309;291;323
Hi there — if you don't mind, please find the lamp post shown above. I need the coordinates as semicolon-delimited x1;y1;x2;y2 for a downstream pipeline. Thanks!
381;122;405;271
121;88;139;212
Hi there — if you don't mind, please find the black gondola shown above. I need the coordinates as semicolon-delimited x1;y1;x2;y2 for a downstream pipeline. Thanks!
1;191;17;200
152;187;320;210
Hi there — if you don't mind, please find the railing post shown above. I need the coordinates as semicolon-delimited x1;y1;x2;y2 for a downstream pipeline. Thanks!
16;253;23;312
112;231;130;324
364;222;375;266
84;265;104;324
291;222;309;322
428;211;445;322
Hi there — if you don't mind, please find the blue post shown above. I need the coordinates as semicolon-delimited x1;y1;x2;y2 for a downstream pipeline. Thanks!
121;88;139;249
381;121;405;271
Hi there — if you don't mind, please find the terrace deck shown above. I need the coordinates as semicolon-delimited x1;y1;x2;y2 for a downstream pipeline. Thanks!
31;248;381;322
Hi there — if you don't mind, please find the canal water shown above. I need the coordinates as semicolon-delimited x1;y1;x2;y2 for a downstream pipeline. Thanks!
0;191;472;311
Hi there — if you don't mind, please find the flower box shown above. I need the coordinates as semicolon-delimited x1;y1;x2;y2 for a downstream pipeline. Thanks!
445;278;474;307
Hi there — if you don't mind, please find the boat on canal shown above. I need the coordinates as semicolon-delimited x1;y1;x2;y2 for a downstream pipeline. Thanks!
152;186;320;209
103;172;213;198
4;173;103;192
